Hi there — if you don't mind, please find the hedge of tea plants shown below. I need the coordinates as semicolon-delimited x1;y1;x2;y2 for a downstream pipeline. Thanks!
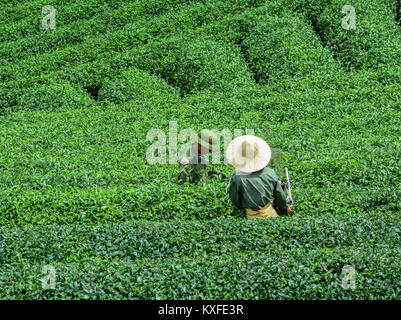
0;0;400;299
318;0;401;70
2;213;401;299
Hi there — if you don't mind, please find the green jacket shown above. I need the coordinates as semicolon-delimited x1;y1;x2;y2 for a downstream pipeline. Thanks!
229;167;288;215
177;146;219;183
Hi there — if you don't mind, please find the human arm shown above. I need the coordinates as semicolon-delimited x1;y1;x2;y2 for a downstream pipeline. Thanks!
207;166;230;181
229;176;243;209
273;179;289;215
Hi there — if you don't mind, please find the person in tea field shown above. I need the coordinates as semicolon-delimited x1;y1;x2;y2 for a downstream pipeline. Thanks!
226;135;293;219
177;130;228;183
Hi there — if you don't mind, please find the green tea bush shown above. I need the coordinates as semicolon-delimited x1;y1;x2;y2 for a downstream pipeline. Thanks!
0;63;110;113
55;60;117;96
0;0;128;42
16;80;94;111
0;81;25;113
318;0;401;70
98;68;180;104
196;4;343;87
0;76;55;113
284;0;333;20
195;4;289;47
118;36;255;96
0;0;69;24
241;11;340;84
196;1;334;46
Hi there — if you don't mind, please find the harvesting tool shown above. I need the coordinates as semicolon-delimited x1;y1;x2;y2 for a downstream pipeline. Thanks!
279;168;294;206
285;167;293;206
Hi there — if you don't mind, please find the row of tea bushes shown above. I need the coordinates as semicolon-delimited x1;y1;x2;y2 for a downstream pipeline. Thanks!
1;214;400;299
0;0;266;81
0;0;129;42
241;11;340;85
318;0;401;70
3;0;400;113
0;0;204;63
109;36;255;96
2;213;401;264
0;0;268;113
194;3;344;89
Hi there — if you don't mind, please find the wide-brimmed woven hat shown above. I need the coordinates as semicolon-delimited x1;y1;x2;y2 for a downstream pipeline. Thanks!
198;129;220;152
225;135;271;173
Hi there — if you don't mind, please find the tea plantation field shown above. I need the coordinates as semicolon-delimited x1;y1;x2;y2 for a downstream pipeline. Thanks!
0;0;400;299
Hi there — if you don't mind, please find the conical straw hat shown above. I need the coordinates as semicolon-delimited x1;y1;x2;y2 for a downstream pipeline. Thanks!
225;135;271;173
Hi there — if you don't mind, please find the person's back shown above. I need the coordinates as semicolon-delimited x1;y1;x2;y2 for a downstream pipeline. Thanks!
176;130;221;184
226;135;292;219
229;167;288;218
177;143;218;183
